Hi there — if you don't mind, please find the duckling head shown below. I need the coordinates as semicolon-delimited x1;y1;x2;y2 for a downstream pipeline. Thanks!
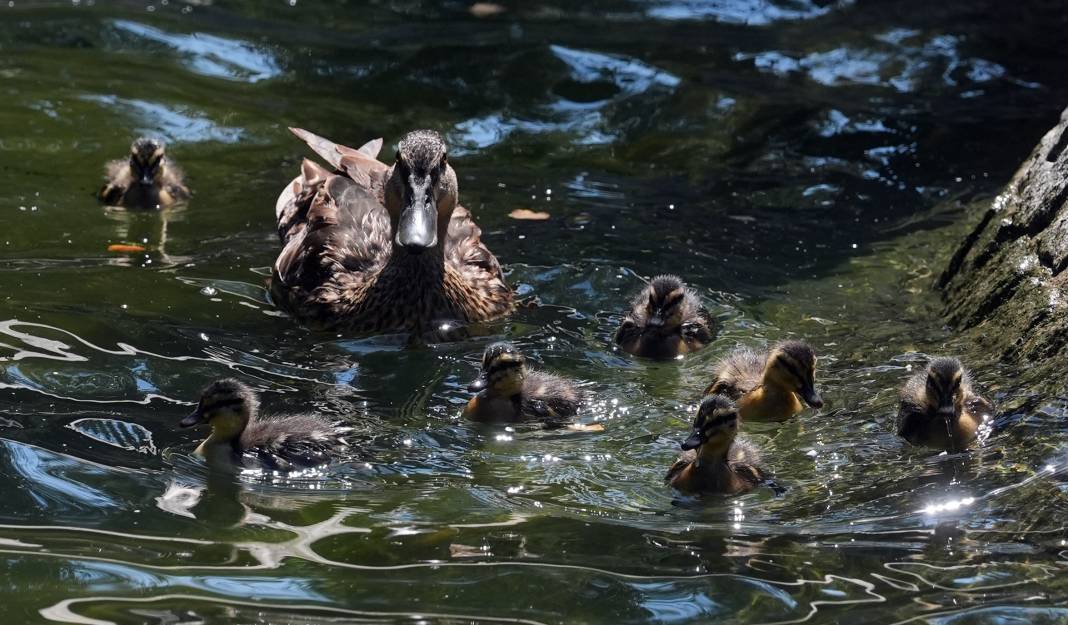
621;275;691;336
384;130;458;255
764;340;824;409
681;394;739;455
129;137;166;187
179;378;259;442
468;341;527;398
923;357;965;420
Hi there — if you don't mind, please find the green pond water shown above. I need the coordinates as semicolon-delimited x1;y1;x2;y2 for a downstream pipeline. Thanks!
2;1;1068;623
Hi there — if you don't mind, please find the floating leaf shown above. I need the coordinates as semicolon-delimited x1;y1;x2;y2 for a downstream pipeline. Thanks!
469;2;505;17
509;209;551;221
107;243;146;253
68;418;157;454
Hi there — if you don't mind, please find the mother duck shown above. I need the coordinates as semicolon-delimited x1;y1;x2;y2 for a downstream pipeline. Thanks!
271;128;514;333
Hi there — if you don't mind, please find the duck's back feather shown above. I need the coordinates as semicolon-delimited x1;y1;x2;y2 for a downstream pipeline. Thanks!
705;347;765;398
239;413;347;471
521;370;581;423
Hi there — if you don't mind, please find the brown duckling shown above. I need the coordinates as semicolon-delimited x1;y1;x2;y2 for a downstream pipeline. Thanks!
897;357;993;453
704;340;823;422
462;341;584;426
666;394;765;495
271;128;514;334
179;378;348;471
99;137;189;209
614;275;716;360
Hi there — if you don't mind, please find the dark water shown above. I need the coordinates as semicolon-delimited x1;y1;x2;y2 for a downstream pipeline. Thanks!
3;1;1068;623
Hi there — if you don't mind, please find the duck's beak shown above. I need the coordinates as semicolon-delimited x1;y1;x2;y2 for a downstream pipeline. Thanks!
800;383;824;409
680;428;705;451
645;315;665;330
467;375;488;393
139;173;154;186
396;176;438;253
179;407;206;428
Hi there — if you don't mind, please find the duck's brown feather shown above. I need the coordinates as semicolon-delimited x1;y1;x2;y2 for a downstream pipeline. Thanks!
704;347;765;398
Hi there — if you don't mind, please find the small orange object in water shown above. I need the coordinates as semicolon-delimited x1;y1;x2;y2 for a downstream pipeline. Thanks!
107;244;146;253
509;208;551;221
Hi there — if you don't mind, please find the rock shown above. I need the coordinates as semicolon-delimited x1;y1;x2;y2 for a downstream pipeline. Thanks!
939;106;1068;368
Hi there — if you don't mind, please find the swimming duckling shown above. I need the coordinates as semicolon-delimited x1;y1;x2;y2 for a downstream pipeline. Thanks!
666;394;765;495
179;378;348;471
614;275;715;360
897;357;993;453
704;340;823;422
99;137;190;209
462;342;583;425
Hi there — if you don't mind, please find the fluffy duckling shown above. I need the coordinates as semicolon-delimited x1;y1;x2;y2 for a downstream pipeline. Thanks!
897;357;993;452
614;275;716;360
666;394;765;495
463;342;582;425
704;340;823;422
179;378;348;471
99;137;189;209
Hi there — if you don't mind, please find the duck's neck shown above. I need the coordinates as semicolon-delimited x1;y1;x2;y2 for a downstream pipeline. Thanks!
693;440;731;469
194;413;249;459
740;384;801;421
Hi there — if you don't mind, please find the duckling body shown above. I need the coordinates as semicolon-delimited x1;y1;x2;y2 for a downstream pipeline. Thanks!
704;341;823;422
99;137;189;209
614;275;715;360
666;395;765;495
180;379;347;471
462;342;581;424
270;128;514;334
897;357;993;453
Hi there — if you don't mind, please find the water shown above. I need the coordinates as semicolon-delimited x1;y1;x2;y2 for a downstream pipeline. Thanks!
2;1;1068;623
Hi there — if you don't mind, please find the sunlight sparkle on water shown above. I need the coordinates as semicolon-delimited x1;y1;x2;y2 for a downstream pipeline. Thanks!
922;497;976;515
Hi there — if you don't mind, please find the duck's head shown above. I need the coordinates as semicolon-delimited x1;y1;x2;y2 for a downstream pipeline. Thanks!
384;130;458;255
468;341;527;397
763;340;823;409
681;394;739;455
922;357;965;420
620;275;690;336
129;137;166;187
180;378;259;441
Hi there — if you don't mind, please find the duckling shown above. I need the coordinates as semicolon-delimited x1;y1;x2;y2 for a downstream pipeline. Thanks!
462;342;582;425
179;378;348;471
614;275;716;360
704;340;823;422
666;394;765;495
271;128;514;334
99;137;189;209
897;357;993;452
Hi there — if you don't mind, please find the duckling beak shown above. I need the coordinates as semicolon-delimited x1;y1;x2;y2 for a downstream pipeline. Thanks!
645;315;665;330
179;408;206;428
680;429;705;451
396;178;438;253
139;173;154;186
800;384;824;409
467;375;489;393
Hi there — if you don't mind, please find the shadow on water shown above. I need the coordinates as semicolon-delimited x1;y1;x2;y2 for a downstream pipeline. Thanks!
1;0;1068;623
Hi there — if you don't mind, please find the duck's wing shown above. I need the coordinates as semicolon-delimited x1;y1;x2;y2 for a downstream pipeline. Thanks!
445;205;508;285
99;159;130;205
681;306;716;345
241;415;347;471
964;390;995;422
271;172;392;321
895;372;929;442
289;127;388;193
665;451;696;484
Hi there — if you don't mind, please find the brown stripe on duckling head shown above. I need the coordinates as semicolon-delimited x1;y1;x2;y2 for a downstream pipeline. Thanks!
924;357;965;414
682;394;739;450
768;340;823;409
468;342;527;394
180;378;258;428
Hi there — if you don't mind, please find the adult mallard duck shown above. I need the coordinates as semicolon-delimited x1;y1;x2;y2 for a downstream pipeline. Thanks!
897;357;993;452
666;394;765;495
463;341;582;425
614;275;716;360
704;340;824;422
179;378;348;471
99;137;189;209
270;128;514;334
